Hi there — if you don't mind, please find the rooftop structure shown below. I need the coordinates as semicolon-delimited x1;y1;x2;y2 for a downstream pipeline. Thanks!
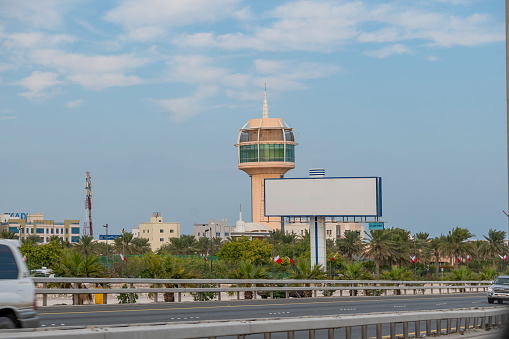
235;87;297;230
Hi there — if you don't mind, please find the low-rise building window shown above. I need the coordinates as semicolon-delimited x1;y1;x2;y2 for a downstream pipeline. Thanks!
160;238;164;242
170;229;174;233
160;229;163;233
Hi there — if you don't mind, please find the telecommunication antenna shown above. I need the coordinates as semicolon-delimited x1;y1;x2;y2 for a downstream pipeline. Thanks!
84;171;93;236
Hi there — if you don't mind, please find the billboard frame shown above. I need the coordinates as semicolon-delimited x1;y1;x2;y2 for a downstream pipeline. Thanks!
264;176;382;218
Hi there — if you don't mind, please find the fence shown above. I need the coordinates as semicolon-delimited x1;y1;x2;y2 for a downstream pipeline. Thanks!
1;307;506;339
33;278;491;306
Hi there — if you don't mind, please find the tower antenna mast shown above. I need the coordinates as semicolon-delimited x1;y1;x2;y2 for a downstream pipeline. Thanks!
84;171;93;236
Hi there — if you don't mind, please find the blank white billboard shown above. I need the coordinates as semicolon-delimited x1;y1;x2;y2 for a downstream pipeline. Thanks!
264;177;382;217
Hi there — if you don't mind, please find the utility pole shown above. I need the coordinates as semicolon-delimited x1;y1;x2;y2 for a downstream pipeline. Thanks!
414;235;417;276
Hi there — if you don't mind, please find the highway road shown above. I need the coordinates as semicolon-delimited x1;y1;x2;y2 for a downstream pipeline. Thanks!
38;293;505;328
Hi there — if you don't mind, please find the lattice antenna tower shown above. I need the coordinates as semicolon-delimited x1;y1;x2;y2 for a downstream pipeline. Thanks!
84;171;93;236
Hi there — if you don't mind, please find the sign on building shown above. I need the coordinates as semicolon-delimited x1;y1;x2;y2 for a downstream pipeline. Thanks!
99;235;121;240
368;222;385;230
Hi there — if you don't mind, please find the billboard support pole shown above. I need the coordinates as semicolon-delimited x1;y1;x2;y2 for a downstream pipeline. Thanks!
310;216;326;268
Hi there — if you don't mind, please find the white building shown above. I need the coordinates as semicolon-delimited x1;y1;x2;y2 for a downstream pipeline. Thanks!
193;219;234;241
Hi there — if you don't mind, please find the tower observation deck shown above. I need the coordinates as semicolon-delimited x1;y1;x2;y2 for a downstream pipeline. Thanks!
235;88;297;230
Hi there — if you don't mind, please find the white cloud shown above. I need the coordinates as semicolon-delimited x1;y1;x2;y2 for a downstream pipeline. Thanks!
16;71;62;99
167;55;229;85
174;1;503;52
427;56;438;61
0;63;16;72
66;99;82;108
364;44;412;58
31;49;147;74
0;116;17;121
254;60;286;74
2;32;75;49
106;0;242;41
67;73;143;90
156;85;218;122
0;0;71;29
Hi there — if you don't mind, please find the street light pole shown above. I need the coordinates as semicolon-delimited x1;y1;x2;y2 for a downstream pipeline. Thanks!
103;224;109;271
121;228;125;278
209;227;212;275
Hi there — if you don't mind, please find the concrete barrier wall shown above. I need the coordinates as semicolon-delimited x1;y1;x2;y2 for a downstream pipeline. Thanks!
0;308;505;339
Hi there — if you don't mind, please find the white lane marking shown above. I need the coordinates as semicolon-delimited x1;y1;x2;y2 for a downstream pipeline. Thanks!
41;325;46;327
60;324;65;326
393;305;406;308
436;303;448;305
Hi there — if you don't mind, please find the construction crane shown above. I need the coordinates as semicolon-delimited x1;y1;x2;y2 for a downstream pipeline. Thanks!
83;171;93;236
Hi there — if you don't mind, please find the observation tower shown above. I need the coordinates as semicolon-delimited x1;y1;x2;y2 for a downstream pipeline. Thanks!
235;87;297;230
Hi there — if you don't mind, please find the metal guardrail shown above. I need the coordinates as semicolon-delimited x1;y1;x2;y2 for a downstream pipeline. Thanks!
33;278;491;306
0;307;506;339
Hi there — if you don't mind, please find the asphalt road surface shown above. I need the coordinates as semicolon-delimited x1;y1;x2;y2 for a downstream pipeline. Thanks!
38;293;505;328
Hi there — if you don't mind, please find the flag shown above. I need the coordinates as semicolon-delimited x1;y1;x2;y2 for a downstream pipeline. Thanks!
120;254;127;262
23;254;27;261
287;257;294;266
204;256;208;262
466;255;471;262
331;256;335;262
499;254;507;261
457;257;460;264
274;255;282;264
410;255;417;264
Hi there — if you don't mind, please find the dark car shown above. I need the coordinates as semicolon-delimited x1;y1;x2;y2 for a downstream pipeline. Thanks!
487;275;509;304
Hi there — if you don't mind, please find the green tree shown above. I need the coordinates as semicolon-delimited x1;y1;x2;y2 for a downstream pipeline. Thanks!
52;249;104;278
217;237;272;264
336;231;364;261
440;227;475;269
20;241;62;271
387;228;411;266
480;229;506;267
289;261;326;297
196;237;210;256
341;261;372;296
364;229;397;279
48;235;61;244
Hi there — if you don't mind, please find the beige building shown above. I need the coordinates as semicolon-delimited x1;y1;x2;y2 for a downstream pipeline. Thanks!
138;212;180;251
284;222;365;241
235;88;297;230
1;213;80;243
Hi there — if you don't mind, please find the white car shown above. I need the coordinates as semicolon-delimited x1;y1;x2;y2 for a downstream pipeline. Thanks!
0;239;39;329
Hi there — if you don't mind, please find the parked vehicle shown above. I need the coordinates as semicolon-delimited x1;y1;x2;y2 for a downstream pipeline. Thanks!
0;239;39;328
487;275;509;304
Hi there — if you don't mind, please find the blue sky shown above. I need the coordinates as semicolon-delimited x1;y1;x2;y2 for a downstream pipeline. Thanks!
0;0;506;239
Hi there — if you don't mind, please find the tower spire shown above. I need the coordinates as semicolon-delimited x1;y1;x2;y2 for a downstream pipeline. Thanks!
262;83;269;119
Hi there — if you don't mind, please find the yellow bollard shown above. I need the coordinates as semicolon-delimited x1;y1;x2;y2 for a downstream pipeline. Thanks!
95;286;103;304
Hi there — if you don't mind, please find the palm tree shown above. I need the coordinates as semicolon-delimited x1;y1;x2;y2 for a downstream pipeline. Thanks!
48;235;61;244
0;231;18;239
114;232;134;254
210;237;224;255
424;236;444;279
480;229;506;267
289;261;327;297
22;234;40;246
196;237;210;256
51;249;104;304
158;235;198;255
440;227;475;269
387;228;411;267
364;229;397;279
336;230;364;261
341;262;372;296
131;237;151;255
76;235;94;259
228;261;269;299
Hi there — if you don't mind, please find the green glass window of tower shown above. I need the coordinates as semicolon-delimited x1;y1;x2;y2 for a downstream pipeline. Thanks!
240;144;295;163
